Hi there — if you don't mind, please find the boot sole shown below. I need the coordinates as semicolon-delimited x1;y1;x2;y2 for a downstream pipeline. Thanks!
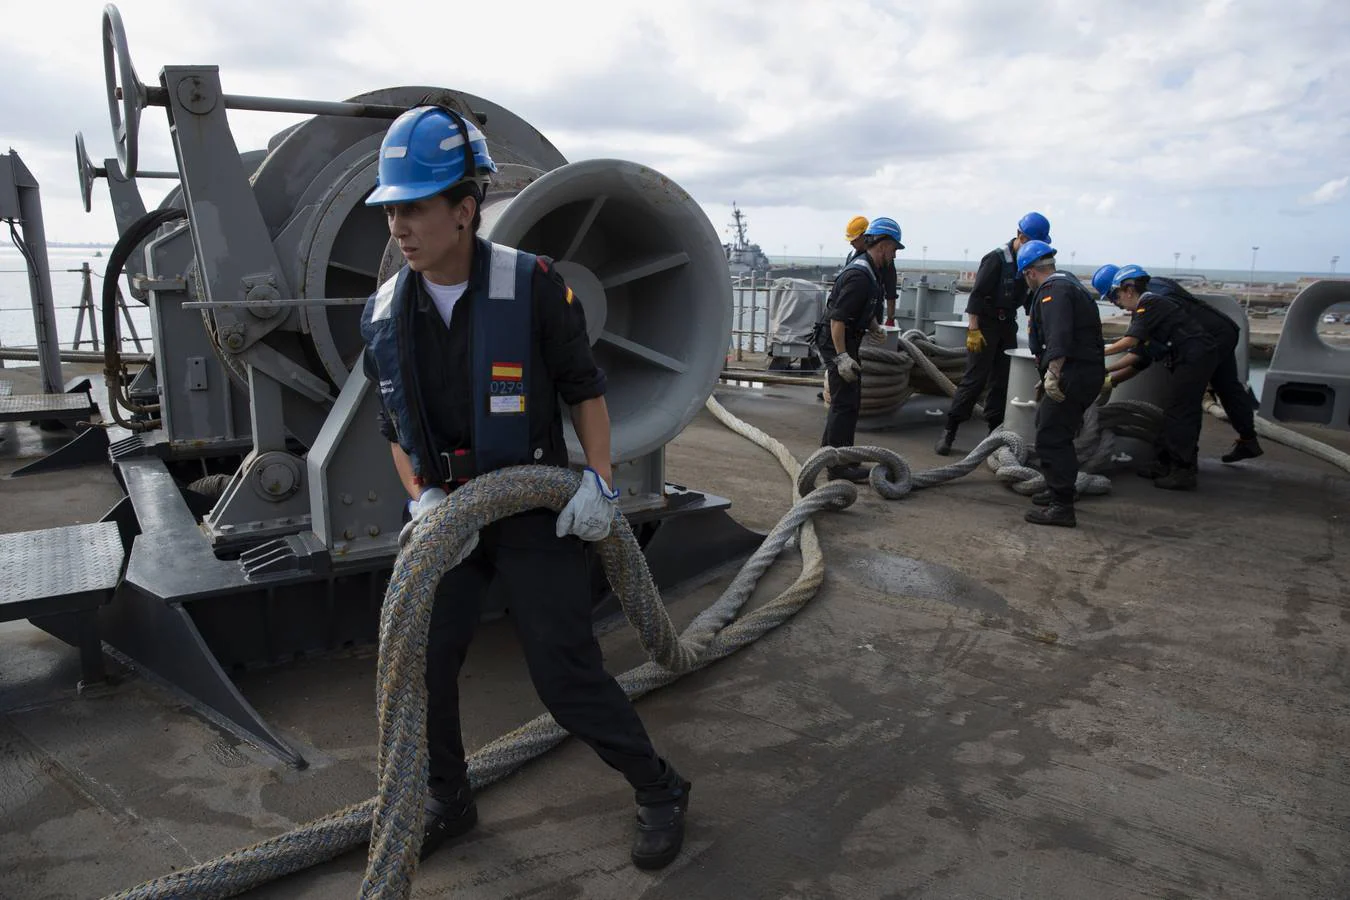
1025;513;1076;527
632;830;685;871
420;803;478;862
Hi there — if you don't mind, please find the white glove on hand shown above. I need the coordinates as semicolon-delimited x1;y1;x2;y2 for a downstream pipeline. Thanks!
555;467;619;541
398;486;447;550
835;352;861;383
1044;367;1066;403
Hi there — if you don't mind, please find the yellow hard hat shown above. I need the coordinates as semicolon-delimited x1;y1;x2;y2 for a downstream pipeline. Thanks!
845;215;869;241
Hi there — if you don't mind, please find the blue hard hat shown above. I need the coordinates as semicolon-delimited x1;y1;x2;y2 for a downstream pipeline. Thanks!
1092;264;1119;297
1018;211;1051;244
365;106;498;206
863;216;905;249
1110;263;1150;290
1016;239;1056;274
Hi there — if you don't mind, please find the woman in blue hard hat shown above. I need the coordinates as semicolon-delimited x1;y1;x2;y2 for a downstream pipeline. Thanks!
936;211;1050;456
359;105;689;870
1104;265;1223;489
1019;240;1105;526
814;216;900;482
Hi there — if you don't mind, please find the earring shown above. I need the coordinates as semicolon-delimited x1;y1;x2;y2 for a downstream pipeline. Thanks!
457;224;464;231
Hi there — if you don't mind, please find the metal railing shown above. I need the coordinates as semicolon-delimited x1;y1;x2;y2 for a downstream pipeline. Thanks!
0;261;146;367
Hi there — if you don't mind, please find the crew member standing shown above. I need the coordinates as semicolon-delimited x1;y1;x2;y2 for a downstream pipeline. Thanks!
815;216;902;482
1104;265;1220;490
936;212;1050;455
359;105;689;870
843;214;898;325
1021;241;1105;527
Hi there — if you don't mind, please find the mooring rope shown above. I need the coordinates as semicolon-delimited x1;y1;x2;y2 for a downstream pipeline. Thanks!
101;378;1348;899
105;395;1028;900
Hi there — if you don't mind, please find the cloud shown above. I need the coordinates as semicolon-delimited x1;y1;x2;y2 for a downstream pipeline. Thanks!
1;0;1348;270
1300;176;1349;206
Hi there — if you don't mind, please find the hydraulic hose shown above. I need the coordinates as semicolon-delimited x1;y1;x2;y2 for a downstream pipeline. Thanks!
101;207;187;430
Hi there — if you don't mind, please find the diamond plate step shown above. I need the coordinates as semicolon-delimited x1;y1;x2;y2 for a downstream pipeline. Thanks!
0;522;124;620
0;391;96;423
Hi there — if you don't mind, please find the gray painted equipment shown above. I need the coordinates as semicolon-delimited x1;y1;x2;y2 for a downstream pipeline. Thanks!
12;3;757;767
896;273;958;333
1258;280;1350;431
0;150;63;396
934;320;969;349
1002;349;1040;441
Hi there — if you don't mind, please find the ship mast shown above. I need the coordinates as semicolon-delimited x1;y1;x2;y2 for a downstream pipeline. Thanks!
730;203;749;250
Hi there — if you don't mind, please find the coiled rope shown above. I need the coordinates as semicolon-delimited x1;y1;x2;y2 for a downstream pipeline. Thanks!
104;397;1021;900
856;329;971;417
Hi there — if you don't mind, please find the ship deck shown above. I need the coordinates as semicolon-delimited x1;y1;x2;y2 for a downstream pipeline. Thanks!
2;363;1348;899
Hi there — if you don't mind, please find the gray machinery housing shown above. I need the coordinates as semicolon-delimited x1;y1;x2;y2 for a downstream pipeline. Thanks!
22;5;758;766
1259;280;1350;431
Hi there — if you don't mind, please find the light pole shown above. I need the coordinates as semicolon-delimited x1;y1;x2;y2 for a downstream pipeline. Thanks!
963;247;969;266
818;243;823;268
1070;250;1077;269
1173;251;1180;273
1246;246;1259;312
1333;255;1340;275
1191;253;1196;271
921;245;928;269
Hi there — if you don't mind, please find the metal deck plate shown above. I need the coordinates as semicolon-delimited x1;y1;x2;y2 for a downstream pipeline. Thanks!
0;522;123;608
0;392;95;423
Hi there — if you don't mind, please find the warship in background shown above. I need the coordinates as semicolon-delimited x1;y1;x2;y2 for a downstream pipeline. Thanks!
723;203;773;277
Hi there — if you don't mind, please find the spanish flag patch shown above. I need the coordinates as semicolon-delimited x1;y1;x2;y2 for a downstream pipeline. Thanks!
491;362;523;381
565;287;575;305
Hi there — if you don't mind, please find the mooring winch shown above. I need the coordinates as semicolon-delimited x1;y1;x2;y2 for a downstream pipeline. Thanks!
18;4;760;767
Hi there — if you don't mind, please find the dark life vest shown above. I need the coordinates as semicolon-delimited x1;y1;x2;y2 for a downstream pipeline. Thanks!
360;240;537;485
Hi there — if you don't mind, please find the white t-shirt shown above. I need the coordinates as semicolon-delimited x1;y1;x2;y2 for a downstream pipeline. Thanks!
422;275;469;327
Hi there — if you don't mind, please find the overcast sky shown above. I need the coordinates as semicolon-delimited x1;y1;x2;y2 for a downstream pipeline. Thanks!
3;0;1347;273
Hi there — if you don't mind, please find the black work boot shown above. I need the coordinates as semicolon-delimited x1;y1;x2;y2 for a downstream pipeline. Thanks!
632;775;691;871
1154;466;1198;491
1025;503;1076;527
934;427;957;456
1221;437;1263;463
827;465;870;484
420;783;478;862
1032;488;1080;506
1137;459;1170;479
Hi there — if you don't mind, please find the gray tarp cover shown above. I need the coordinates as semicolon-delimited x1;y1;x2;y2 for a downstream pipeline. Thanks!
768;277;826;344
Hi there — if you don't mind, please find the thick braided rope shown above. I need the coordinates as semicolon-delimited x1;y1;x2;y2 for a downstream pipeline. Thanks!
852;330;974;417
1204;400;1350;474
103;392;1040;900
103;405;853;900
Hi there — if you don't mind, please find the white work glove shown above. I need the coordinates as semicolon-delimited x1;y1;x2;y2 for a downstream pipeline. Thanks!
555;467;619;541
398;486;446;549
1043;367;1066;403
834;352;861;383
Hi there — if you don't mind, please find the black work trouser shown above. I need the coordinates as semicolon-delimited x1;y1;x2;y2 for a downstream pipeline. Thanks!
821;350;862;452
1158;346;1219;470
1209;329;1256;440
425;508;682;806
1035;360;1104;504
947;317;1018;430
